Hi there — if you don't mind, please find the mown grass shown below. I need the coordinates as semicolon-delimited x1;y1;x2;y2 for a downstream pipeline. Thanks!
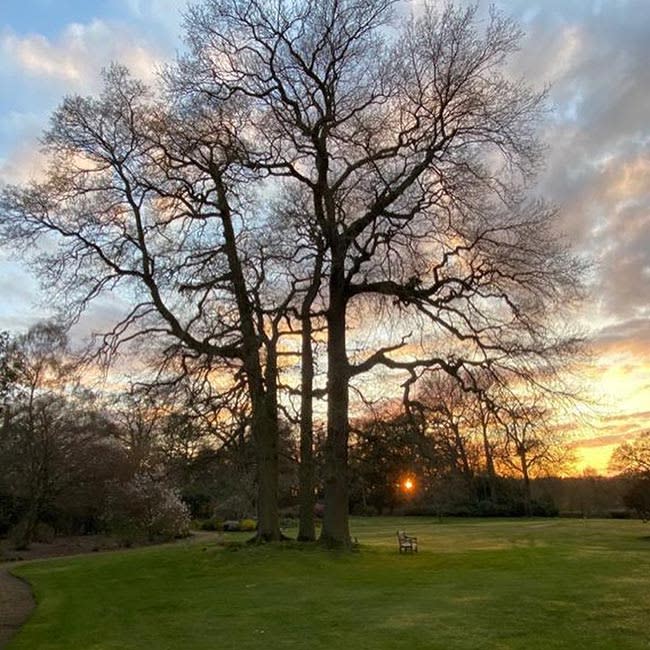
8;517;650;649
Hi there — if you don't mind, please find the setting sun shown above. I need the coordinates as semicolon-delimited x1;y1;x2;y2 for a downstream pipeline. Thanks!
403;478;415;492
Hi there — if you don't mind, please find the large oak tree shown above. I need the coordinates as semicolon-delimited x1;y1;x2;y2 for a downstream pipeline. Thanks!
1;1;585;546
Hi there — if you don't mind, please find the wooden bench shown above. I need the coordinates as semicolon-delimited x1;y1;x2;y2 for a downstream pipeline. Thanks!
397;530;418;553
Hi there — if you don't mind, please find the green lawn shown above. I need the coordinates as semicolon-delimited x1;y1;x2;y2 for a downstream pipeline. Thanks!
8;518;650;649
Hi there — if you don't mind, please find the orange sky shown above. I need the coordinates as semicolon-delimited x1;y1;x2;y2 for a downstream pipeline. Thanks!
570;328;650;475
573;442;622;476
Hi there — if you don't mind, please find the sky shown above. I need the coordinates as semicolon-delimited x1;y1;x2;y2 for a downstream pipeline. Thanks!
0;0;649;474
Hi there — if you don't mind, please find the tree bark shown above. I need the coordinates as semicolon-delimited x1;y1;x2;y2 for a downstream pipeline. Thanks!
297;249;323;542
215;173;281;541
452;422;473;485
520;450;532;515
250;395;281;541
320;248;351;548
297;312;316;541
482;427;497;501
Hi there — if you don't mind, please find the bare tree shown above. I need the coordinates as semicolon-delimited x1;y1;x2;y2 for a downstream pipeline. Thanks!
610;432;650;476
496;397;573;511
0;67;289;540
415;373;480;486
177;0;583;545
0;332;22;409
607;432;650;522
0;323;111;546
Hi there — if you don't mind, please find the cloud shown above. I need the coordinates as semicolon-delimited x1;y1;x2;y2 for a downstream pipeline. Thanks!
0;256;50;332
119;0;187;40
0;13;180;327
499;0;650;322
0;136;48;184
0;14;180;182
1;20;167;87
571;432;637;449
1;0;649;429
593;318;650;352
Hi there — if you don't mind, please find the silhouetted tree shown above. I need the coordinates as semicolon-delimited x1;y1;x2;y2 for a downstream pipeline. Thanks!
177;0;583;545
610;432;650;476
1;1;585;547
0;323;119;546
610;432;650;521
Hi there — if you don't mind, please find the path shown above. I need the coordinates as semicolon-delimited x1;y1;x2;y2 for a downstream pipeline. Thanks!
0;568;34;649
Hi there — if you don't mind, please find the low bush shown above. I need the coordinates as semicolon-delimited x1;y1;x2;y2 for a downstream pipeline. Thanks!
8;520;32;550
0;493;27;536
609;509;632;519
199;517;224;532
181;491;214;519
529;498;559;517
7;520;55;549
279;506;299;519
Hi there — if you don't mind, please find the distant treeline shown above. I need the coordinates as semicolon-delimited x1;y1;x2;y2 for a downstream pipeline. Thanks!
1;324;646;551
380;476;631;520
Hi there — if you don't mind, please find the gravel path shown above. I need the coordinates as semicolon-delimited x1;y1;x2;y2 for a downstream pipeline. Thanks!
0;568;34;649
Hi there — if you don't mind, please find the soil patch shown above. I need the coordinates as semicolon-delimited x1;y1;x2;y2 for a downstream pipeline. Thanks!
0;534;125;564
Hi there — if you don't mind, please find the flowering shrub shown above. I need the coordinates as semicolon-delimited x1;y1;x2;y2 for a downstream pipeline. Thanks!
103;474;190;544
239;518;257;532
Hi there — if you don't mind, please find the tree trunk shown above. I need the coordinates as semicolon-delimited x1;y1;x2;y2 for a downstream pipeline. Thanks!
297;249;323;542
320;250;351;548
520;450;532;515
215;173;281;542
480;415;497;501
15;506;38;550
251;395;282;541
453;422;473;485
297;312;316;541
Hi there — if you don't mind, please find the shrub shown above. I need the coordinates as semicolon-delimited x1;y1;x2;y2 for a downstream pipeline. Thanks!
33;522;56;543
475;500;515;517
239;518;257;532
0;493;27;536
279;506;299;519
350;503;379;516
280;517;298;529
181;491;214;519
8;520;32;550
609;509;632;519
530;497;559;517
199;516;224;532
103;474;191;544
